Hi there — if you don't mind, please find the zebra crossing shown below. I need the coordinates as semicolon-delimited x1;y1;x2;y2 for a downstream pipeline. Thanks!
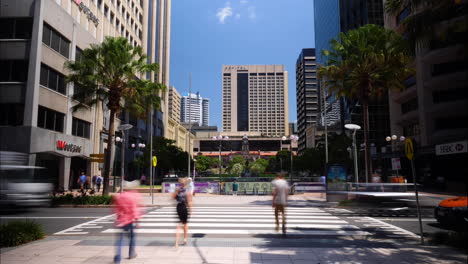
100;206;371;237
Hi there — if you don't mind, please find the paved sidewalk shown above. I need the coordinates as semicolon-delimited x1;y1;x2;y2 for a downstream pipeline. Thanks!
1;237;466;264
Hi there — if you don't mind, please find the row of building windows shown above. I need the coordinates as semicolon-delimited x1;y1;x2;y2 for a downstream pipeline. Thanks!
37;105;91;138
42;23;71;58
0;17;33;39
40;64;66;95
0;60;28;82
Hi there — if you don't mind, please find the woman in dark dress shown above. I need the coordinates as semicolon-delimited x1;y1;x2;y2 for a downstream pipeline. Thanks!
172;178;192;247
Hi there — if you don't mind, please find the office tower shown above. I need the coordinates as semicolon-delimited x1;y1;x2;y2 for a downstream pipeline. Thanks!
314;0;389;148
222;65;289;137
0;0;170;190
202;98;209;126
385;2;468;191
181;92;209;126
168;86;181;122
296;49;319;153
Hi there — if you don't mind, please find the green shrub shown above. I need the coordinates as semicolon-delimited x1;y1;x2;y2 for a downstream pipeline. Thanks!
51;194;114;205
0;220;45;247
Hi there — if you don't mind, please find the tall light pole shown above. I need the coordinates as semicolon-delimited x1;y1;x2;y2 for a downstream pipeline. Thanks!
345;124;361;187
116;124;133;193
281;136;286;171
187;73;192;178
386;135;405;176
213;135;229;177
289;135;299;178
131;141;145;180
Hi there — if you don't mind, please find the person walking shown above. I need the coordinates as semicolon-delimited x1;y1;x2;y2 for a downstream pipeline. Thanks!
96;175;103;192
172;178;192;247
186;177;195;196
113;188;142;263
77;172;87;192
272;174;289;234
140;174;146;185
92;174;97;190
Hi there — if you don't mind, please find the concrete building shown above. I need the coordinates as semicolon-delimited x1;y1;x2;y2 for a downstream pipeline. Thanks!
181;92;209;126
168;86;181;122
384;1;468;191
296;48;319;153
222;65;289;137
0;0;170;190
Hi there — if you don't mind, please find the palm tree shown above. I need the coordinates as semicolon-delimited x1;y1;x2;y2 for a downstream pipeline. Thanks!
65;37;165;195
318;24;414;181
385;0;467;53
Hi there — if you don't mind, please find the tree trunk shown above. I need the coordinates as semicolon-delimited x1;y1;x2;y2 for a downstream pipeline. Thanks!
362;101;370;183
102;109;116;195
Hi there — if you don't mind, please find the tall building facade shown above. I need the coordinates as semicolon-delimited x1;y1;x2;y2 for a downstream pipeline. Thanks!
0;0;170;189
222;65;289;137
384;1;468;191
181;92;209;126
296;48;319;153
168;86;181;122
314;0;390;150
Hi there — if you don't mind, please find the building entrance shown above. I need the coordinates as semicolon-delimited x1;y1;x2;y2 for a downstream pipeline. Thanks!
70;157;88;189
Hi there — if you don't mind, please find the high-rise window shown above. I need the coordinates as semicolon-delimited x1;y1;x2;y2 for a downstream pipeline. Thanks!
237;73;249;131
40;64;66;95
72;118;91;138
42;24;70;58
37;106;65;132
0;17;33;39
0;60;28;82
0;103;24;126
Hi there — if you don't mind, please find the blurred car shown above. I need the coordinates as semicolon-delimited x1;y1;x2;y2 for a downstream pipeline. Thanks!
0;151;53;208
434;196;468;226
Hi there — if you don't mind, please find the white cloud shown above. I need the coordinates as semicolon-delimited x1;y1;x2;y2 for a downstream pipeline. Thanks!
240;0;248;4
248;6;256;20
216;2;233;24
235;13;241;19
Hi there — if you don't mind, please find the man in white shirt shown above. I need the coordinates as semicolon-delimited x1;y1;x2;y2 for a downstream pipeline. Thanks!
272;174;289;234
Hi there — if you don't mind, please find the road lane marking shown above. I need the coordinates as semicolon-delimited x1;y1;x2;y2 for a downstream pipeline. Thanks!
54;214;115;235
0;216;104;219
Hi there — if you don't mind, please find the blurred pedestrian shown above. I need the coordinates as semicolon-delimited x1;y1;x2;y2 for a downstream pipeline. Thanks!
186;177;195;196
77;171;87;192
140;174;146;185
113;186;142;263
172;178;192;247
232;182;238;195
272;174;289;234
92;174;97;190
96;175;103;192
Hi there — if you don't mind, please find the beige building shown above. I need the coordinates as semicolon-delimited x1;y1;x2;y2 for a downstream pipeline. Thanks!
384;2;467;191
0;0;171;190
168;86;181;122
222;65;289;137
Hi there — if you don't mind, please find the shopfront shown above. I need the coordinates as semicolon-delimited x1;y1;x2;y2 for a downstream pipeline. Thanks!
29;127;93;191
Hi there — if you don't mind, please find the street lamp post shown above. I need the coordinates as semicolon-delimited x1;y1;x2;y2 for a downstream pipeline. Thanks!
213;135;229;177
131;141;146;181
289;135;299;178
116;124;133;193
345;124;361;187
386;135;405;176
280;136;286;172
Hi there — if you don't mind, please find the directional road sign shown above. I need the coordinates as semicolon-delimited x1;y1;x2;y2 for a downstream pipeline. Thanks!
405;138;414;160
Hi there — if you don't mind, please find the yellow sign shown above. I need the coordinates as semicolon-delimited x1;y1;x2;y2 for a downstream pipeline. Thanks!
90;158;105;163
90;154;104;158
152;156;157;167
405;138;414;160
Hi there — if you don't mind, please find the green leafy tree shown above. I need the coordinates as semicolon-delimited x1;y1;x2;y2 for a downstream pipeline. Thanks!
296;148;325;175
230;163;244;176
65;37;164;195
249;158;268;175
195;155;217;172
228;156;246;172
318;24;413;180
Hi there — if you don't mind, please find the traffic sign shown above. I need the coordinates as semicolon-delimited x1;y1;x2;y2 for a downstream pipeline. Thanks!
90;158;105;163
90;153;105;158
405;138;414;160
152;156;157;167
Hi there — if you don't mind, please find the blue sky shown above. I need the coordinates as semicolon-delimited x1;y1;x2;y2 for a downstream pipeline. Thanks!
170;0;315;129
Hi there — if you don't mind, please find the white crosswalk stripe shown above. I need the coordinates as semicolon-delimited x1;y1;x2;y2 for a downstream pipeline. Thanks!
101;206;370;237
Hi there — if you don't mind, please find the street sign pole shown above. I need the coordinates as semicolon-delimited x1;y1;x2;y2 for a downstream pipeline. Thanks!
405;138;424;245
